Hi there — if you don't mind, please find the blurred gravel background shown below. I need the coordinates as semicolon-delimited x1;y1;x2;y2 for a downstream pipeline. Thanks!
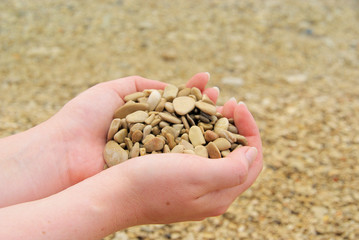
1;0;359;239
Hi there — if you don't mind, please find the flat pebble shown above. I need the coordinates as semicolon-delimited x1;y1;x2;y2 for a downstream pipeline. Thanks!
214;117;229;134
195;101;217;115
177;87;191;96
114;129;128;143
213;137;231;150
158;112;182;124
191;87;202;101
206;142;221;159
163;84;179;101
194;145;208;158
129;142;140;158
164;102;174;113
131;129;143;143
171;145;185;153
204;130;219;142
147;90;161;111
189;126;206;146
114;101;149;118
107;118;121;140
104;141;128;167
173;96;196;115
144;137;165;152
124;92;145;102
126;110;149;123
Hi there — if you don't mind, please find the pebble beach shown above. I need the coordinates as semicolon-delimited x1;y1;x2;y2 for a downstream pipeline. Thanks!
1;0;358;239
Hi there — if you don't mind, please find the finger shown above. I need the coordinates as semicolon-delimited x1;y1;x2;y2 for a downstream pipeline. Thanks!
221;97;237;118
234;102;260;138
203;87;219;104
101;76;167;100
185;72;210;91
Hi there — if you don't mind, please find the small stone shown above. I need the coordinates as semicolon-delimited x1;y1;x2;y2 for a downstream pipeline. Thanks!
142;134;155;144
164;132;176;149
114;101;149;118
186;114;195;126
206;142;221;159
124;137;133;150
204;130;219;142
140;148;146;156
213;138;231;150
218;130;236;143
177;87;191;97
144;137;165;152
147;90;162;111
120;118;128;130
163;144;170;153
184;149;196;155
161;126;180;138
228;124;238;134
129;123;145;134
129;142;140;158
163;84;179;101
234;134;248;146
194;145;208;158
164;102;175;113
124;92;145;102
191;87;202;101
144;113;155;125
150;118;161;127
103;141;128;167
195;101;217;115
181;116;190;129
107;118;121;140
158;112;182;124
171;145;185;153
131;130;143;143
179;139;194;150
172;124;184;132
126;110;149;123
152;126;160;135
114;129;128;143
181;133;189;141
202;94;215;105
173;96;196;115
142;125;152;141
198;122;213;130
189;126;206;146
159;121;170;128
214;117;229;134
221;150;230;157
155;98;166;112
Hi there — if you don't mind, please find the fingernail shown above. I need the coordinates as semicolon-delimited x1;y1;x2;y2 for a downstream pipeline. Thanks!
205;72;211;79
213;86;220;94
245;147;257;166
229;97;237;102
238;101;246;106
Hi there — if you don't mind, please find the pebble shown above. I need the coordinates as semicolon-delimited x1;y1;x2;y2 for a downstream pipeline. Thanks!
194;145;208;158
126;110;149;123
161;126;180;138
234;134;248;146
159;121;170;128
107;118;121;140
124;92;145;102
164;132;176;149
147;90;162;111
164;102;175;113
228;124;238;134
189;126;206;146
114;129;128;143
173;96;196;115
179;139;194;150
104;141;128;167
124;137;133;150
218;130;236;143
163;144;170;153
163;84;179;101
198;122;213;130
186;114;195;126
184;149;196;155
221;150;230;157
195;101;217;115
191;87;202;101
213;137;231;150
129;142;140;158
181;116;190;129
155;98;166;112
131;130;143;143
158;112;182;124
214;117;229;134
150;118;161;127
206;142;221;159
171;145;185;153
142;125;152;140
114;101;149;118
177;87;191;97
202;94;215;105
139;148;146;156
144;137;165;152
204;130;219;142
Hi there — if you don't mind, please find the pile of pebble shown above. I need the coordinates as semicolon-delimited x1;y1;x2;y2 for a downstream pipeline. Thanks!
104;84;248;167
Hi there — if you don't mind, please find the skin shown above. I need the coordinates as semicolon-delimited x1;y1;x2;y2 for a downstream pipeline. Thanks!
0;73;262;240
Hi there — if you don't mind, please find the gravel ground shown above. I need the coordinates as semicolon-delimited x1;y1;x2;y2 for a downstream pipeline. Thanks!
1;0;359;239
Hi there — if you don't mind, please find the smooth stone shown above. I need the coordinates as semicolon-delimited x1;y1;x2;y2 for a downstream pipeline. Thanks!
129;123;145;134
114;101;149;118
163;144;171;153
142;125;152;141
159;121;170;128
140;148;146;156
189;126;206;147
147;90;162;111
191;87;202;101
204;130;219;142
218;130;236;144
142;134;155;144
119;143;126;148
152;126;160;135
172;124;184;132
228;124;238;134
158;112;182;124
181;116;190;129
131;130;143;143
194;145;208;158
120;118;128;129
221;150;230;157
214;117;229;134
206;142;221;159
171;145;185;153
213;138;231;150
150;118;161;127
124;137;133;150
114;129;128;143
181;133;189;141
164;132;176;149
179;139;194;150
184;149;196;155
233;134;248;146
163;84;179;101
144;114;155;125
124;92;145;102
173;96;196;115
104;141;128;167
164;102;175;113
126;110;149;123
144;137;165;152
202;94;215;105
129;142;140;158
161;126;180;138
177;87;191;97
186;114;195;126
195;101;217;115
198;122;213;131
107;118;121;140
155;98;166;112
137;97;148;104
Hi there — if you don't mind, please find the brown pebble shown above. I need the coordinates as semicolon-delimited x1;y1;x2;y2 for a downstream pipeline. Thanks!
228;124;239;134
144;137;165;152
107;118;121;140
213;137;231;150
124;137;133;150
206;142;221;159
179;139;194;150
218;130;236;143
214;117;229;134
198;122;213;131
150;117;161;127
114;101;149;118
103;141;128;167
234;134;248;146
131;130;143;143
204;130;219;142
159;121;170;128
126;110;149;123
144;114;155;125
164;132;176;149
142;125;152;141
163;144;170;153
186;114;195;126
194;145;208;158
120;118;128;130
142;134;155;144
161;126;180;138
152;126;160;135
